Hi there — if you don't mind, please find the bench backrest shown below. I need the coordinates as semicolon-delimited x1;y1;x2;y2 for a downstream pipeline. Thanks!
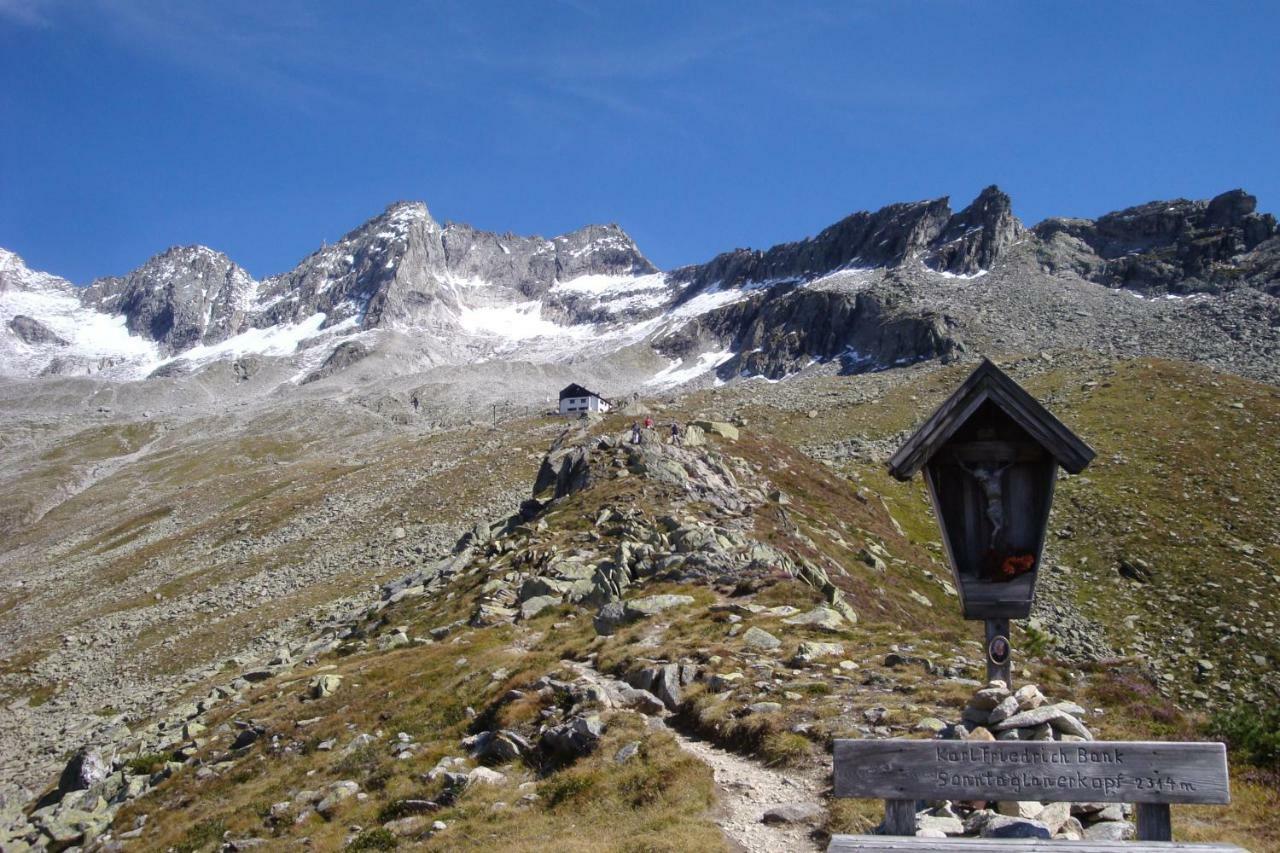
833;739;1231;805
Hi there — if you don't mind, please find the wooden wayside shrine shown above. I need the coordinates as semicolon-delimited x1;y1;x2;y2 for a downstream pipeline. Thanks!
887;359;1095;686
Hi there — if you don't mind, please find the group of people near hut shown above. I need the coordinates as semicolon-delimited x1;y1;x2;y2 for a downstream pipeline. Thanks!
630;416;686;446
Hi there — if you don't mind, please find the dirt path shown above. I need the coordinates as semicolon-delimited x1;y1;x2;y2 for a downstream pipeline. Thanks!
667;725;825;852
571;661;825;852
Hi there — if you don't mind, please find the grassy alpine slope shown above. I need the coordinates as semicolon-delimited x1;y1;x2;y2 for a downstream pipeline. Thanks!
1;354;1277;851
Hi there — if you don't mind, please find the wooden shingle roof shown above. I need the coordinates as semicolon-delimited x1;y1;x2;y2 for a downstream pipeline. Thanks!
886;359;1095;481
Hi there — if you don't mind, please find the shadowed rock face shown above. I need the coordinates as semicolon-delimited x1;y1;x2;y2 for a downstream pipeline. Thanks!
1033;189;1280;294
925;185;1025;275
7;315;68;347
661;285;957;379
81;246;257;355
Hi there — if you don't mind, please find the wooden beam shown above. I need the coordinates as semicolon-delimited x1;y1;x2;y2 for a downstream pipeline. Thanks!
883;798;916;835
1137;802;1173;841
827;837;1245;851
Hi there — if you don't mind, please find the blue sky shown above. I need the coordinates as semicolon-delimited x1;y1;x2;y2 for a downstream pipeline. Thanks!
1;1;1277;284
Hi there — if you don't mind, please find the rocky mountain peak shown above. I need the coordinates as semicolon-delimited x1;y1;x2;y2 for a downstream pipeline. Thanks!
926;184;1025;275
0;248;75;297
1033;187;1279;294
80;246;257;354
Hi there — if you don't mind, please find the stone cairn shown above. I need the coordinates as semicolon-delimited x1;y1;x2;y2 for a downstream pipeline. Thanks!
905;680;1137;841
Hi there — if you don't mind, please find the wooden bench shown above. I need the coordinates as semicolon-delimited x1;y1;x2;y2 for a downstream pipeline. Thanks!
829;739;1246;852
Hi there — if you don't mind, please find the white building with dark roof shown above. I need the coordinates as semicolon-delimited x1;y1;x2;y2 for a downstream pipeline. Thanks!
558;383;611;416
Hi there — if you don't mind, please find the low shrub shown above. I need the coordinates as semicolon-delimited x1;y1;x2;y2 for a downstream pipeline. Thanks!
1209;704;1280;771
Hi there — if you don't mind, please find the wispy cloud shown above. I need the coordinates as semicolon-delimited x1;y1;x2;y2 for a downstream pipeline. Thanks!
0;0;53;26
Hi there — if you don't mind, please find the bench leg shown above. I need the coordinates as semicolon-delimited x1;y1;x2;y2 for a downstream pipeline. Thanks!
884;798;915;835
1136;802;1172;841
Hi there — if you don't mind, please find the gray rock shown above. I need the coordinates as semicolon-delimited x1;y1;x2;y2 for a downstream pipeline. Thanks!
761;802;822;824
781;606;846;632
8;314;68;346
917;813;964;835
614;741;641;764
310;674;342;699
466;766;506;786
980;815;1051;839
316;780;359;816
519;595;560;620
690;420;739;440
987;695;1021;725
541;715;604;759
792;641;844;665
1083;820;1135;841
302;340;370;384
742;626;781;651
593;594;694;635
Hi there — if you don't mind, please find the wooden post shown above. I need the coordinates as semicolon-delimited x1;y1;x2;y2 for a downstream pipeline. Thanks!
985;617;1012;688
883;798;916;835
1136;802;1173;841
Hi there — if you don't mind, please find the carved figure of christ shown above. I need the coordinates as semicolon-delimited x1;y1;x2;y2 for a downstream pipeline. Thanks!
959;459;1014;551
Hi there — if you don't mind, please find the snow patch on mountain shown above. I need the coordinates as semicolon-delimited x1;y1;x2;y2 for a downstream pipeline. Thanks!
646;348;734;388
1;250;162;378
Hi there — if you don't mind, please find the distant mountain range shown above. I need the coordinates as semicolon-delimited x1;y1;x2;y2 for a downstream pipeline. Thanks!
3;187;1277;390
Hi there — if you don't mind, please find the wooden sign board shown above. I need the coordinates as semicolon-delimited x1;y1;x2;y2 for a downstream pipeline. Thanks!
833;739;1230;805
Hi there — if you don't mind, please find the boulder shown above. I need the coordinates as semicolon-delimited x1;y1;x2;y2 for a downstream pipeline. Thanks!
761;803;823;825
781;607;846;632
466;767;506;786
682;425;707;447
613;685;666;715
742;626;781;651
520;595;560;620
987;695;1021;725
52;748;110;799
996;801;1044;819
691;420;739;440
1038;801;1072;835
980;815;1051;839
917;814;964;835
593;595;695;635
1013;684;1047;710
541;715;604;759
1083;820;1136;841
791;641;844;665
992;702;1085;732
310;674;342;699
316;780;359;816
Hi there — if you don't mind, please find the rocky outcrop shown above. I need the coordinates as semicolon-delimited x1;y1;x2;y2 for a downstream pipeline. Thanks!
1033;188;1279;294
925;185;1025;275
7;315;68;346
300;340;370;385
